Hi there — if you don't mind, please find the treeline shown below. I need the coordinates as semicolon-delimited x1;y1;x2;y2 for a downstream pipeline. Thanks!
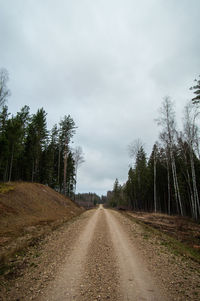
0;105;83;198
75;193;101;208
107;76;200;220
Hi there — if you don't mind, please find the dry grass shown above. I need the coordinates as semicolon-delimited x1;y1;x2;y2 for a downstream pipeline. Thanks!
0;182;84;265
123;211;200;263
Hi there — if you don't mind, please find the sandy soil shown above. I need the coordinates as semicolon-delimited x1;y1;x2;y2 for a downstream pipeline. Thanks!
39;206;167;300
1;205;200;300
105;209;168;300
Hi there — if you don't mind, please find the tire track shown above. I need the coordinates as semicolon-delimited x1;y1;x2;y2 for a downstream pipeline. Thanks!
105;209;168;301
79;207;120;301
40;209;100;301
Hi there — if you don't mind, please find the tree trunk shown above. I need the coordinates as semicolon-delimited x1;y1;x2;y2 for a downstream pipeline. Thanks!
190;149;200;219
3;161;8;182
32;161;34;182
154;152;157;213
166;159;171;215
170;150;183;216
8;145;14;182
186;168;195;218
74;171;77;201
63;144;68;196
58;145;61;191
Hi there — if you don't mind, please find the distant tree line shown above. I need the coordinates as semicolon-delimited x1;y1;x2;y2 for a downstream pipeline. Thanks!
75;193;101;208
107;76;200;220
0;68;84;198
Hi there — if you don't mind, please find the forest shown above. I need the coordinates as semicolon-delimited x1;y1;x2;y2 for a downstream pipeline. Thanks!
1;67;200;219
0;68;84;198
107;76;200;220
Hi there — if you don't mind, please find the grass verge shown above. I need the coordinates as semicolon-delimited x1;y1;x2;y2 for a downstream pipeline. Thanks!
121;211;200;264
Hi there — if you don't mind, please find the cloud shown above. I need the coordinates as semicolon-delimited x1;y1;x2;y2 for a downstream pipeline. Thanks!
1;0;200;194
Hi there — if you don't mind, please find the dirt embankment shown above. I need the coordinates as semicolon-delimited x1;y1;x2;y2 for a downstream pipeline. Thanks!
0;182;84;263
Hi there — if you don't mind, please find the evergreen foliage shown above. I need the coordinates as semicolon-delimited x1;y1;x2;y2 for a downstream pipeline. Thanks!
107;92;200;220
108;139;200;219
190;75;200;104
0;105;78;198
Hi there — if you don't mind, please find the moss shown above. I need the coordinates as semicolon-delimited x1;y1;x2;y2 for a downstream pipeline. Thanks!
0;183;14;194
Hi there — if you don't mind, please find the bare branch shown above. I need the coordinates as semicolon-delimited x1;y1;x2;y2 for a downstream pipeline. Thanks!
128;138;144;160
0;68;11;107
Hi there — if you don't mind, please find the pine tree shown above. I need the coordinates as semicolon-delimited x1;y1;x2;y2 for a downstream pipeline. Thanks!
59;115;76;195
6;116;24;181
125;167;135;209
66;152;76;198
24;108;48;182
0;106;10;181
135;147;148;210
190;75;200;104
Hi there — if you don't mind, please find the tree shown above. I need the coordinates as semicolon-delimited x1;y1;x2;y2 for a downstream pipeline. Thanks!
125;167;135;209
59;115;76;195
148;143;159;212
0;106;10;180
183;102;200;219
156;97;183;216
0;105;31;182
128;138;144;162
148;145;169;213
6;116;24;181
66;151;76;198
24;108;48;182
112;178;121;207
0;68;11;107
134;146;148;210
73;146;85;197
46;124;59;187
190;75;200;104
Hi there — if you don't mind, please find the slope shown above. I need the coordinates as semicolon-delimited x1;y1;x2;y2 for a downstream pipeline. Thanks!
0;182;84;262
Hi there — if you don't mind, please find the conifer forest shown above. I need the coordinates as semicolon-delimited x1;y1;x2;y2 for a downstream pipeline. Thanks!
0;68;82;198
1;67;200;220
107;77;200;220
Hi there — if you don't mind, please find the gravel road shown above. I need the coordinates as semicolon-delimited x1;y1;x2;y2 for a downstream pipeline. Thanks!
40;205;168;301
2;205;200;300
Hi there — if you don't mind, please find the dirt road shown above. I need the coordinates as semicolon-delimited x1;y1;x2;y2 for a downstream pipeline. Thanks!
1;205;200;300
40;205;167;301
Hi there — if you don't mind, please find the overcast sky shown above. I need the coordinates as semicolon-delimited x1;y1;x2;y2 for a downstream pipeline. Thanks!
1;0;200;195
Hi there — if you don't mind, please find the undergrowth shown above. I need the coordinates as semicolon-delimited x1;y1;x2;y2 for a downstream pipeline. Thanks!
0;183;14;194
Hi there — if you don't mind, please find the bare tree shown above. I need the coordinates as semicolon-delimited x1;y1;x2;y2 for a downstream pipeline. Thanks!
73;146;85;197
183;102;200;219
128;138;144;161
0;68;11;107
156;96;183;216
153;143;159;213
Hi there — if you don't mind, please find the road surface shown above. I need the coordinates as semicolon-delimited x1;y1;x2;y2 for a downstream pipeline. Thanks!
40;205;168;301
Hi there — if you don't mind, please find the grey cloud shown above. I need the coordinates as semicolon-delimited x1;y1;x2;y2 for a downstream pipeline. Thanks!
1;0;200;194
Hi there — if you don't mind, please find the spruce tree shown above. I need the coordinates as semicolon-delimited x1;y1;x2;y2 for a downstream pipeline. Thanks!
190;75;200;104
